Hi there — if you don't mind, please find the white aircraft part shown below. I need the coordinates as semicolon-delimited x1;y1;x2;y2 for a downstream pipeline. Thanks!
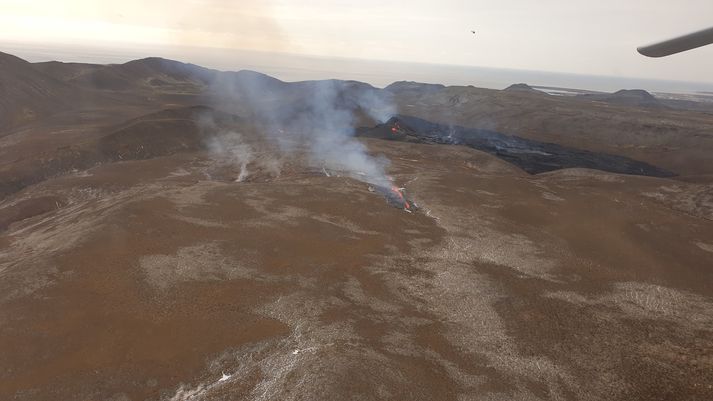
638;26;713;57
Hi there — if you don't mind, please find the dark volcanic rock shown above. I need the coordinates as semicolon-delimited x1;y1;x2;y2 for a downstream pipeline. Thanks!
385;81;446;94
0;52;76;130
360;115;676;177
504;83;545;94
66;57;218;91
612;89;657;101
99;106;240;161
577;89;664;108
0;106;241;198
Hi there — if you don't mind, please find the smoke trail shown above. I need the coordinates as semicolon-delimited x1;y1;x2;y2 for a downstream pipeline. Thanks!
198;106;256;181
208;71;397;186
205;130;254;181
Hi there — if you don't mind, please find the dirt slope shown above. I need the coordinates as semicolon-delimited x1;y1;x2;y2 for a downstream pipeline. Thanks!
0;52;76;130
390;85;713;176
1;139;711;401
1;51;712;401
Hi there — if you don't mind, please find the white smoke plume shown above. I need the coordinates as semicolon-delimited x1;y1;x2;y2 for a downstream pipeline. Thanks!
208;71;397;187
206;130;254;181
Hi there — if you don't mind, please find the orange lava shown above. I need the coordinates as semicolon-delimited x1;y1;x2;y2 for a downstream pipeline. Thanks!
390;185;411;210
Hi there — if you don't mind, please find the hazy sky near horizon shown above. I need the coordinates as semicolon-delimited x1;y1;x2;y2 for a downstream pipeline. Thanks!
1;0;712;82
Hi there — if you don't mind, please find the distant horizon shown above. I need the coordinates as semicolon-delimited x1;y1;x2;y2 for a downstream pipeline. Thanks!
3;1;713;85
3;40;713;95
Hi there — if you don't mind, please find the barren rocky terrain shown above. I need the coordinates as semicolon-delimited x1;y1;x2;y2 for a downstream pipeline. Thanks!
1;51;712;401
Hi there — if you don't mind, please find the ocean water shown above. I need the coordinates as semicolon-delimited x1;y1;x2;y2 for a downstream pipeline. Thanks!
3;41;713;94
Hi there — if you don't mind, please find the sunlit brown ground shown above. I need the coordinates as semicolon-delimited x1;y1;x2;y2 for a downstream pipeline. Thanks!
1;52;713;401
2;138;712;400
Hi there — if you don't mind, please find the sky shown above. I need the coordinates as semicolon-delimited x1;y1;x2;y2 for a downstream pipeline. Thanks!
1;0;712;83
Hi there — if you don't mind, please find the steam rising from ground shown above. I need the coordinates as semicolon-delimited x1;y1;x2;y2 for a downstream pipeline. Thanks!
207;132;254;182
205;72;396;186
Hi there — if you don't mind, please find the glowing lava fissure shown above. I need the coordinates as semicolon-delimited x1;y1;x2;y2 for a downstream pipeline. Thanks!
390;185;410;210
372;184;414;211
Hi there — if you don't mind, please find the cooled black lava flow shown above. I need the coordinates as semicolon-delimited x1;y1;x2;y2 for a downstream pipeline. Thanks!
358;115;676;177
